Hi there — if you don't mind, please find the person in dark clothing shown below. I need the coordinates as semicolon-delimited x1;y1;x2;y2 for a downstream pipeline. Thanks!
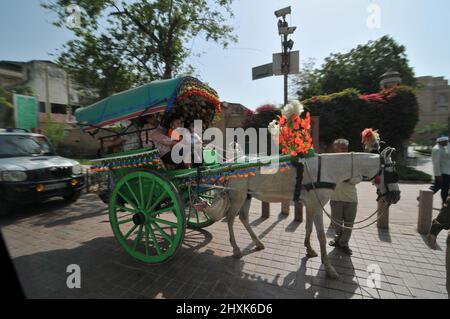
428;195;450;249
431;136;450;205
446;232;449;298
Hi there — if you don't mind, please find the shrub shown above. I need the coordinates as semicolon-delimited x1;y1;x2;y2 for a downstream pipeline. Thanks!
412;122;448;147
397;165;432;183
42;115;66;145
304;85;419;161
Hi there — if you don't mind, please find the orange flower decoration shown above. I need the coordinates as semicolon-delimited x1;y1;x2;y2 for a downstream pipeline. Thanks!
276;111;313;157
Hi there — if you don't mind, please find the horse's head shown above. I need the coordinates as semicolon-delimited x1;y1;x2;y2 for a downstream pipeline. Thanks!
362;128;381;153
374;147;401;204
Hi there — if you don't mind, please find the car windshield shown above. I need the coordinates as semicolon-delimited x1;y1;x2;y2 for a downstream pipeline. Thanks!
0;135;56;158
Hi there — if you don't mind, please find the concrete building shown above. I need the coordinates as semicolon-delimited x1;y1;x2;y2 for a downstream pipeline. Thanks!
415;76;450;129
216;102;250;130
0;60;83;126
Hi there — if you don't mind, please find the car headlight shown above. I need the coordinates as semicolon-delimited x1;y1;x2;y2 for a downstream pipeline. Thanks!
72;164;82;175
2;171;27;182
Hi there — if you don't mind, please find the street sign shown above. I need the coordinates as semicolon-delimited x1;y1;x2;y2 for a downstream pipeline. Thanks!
272;51;300;76
252;63;273;80
13;94;38;130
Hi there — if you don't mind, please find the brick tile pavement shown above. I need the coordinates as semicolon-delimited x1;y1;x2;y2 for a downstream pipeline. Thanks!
0;182;448;299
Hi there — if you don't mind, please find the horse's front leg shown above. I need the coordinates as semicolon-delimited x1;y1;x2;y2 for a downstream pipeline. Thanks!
313;211;339;279
226;192;247;258
239;197;265;251
304;207;318;257
227;213;241;258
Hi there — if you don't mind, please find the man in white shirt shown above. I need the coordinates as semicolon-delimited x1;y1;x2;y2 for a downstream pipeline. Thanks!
328;139;360;256
431;136;450;205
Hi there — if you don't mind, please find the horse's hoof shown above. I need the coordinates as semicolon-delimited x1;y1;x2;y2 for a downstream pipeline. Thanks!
306;250;318;258
232;251;242;259
255;243;265;251
326;268;340;280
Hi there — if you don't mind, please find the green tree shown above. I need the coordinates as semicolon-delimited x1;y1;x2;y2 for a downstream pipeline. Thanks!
243;105;281;154
295;36;417;99
304;86;419;163
43;0;237;100
56;33;139;98
290;58;321;101
412;122;448;147
42;115;66;145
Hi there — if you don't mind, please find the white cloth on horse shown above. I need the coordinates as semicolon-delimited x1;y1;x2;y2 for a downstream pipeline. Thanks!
302;155;361;186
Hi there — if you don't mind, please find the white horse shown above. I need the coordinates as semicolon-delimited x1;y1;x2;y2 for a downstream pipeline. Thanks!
204;147;400;279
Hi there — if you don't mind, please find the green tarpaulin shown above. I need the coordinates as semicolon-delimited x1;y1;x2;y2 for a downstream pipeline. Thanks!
75;76;216;130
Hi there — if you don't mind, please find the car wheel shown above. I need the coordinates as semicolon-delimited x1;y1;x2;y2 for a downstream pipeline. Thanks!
63;190;82;203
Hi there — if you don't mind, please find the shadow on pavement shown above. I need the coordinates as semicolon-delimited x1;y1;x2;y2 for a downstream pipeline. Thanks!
419;233;443;251
0;194;107;228
377;228;392;243
11;225;309;299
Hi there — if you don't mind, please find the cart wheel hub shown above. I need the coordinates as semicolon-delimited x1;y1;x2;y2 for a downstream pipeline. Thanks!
132;212;146;225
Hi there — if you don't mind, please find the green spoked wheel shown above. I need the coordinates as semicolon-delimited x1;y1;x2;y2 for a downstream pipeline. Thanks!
109;170;185;264
186;187;217;229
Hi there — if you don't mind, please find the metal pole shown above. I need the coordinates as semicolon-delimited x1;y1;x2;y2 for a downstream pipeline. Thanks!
284;74;288;106
282;18;288;106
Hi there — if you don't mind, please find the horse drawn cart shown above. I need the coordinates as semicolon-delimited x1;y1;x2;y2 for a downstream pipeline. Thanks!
75;76;295;264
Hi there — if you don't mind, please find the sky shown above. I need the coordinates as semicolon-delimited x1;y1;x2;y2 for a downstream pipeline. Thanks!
1;0;449;109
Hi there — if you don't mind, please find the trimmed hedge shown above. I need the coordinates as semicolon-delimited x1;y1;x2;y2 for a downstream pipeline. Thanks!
397;165;432;183
303;86;419;160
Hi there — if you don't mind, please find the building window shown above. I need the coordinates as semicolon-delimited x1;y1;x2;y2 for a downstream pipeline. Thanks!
437;93;449;109
51;103;67;114
38;102;46;112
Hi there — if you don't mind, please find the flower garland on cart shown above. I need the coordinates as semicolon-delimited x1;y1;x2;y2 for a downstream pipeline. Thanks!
267;100;315;201
268;100;315;158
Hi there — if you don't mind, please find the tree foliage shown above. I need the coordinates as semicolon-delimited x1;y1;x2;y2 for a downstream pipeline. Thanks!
42;115;66;145
411;122;448;147
243;104;280;130
242;104;280;155
289;58;321;101
43;0;237;100
304;86;419;161
294;36;417;100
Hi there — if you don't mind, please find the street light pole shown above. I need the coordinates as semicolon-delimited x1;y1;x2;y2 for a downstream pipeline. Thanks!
283;29;289;106
276;9;295;106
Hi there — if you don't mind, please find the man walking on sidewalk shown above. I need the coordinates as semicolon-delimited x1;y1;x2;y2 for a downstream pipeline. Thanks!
431;136;450;205
428;195;450;249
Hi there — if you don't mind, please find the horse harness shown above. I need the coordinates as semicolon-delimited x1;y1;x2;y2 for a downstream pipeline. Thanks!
302;155;337;193
293;152;399;202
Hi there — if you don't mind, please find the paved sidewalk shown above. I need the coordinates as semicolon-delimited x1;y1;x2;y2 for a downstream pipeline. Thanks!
1;182;448;299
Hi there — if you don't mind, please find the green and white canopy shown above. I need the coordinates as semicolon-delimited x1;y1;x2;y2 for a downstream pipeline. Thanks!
75;76;220;131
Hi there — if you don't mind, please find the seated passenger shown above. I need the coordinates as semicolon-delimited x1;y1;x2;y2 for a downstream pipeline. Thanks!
141;117;182;169
167;118;184;142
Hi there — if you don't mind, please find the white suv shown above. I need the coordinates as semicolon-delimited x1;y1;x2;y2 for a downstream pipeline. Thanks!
0;128;85;216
